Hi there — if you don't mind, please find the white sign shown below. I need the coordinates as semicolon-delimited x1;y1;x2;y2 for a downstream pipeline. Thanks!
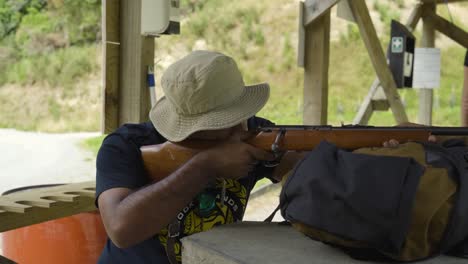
391;37;404;53
412;48;441;89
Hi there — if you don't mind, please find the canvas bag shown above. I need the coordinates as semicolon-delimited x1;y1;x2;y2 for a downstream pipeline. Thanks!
279;140;468;261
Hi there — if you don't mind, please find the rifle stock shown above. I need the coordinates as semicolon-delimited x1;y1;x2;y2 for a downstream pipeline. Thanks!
141;125;468;182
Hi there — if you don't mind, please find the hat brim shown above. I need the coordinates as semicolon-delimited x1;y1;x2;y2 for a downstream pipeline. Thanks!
150;83;270;142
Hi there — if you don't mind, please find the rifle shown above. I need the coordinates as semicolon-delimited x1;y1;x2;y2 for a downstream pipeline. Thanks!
141;125;468;182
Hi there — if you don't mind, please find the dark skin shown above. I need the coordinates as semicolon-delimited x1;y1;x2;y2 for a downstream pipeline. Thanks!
98;124;303;249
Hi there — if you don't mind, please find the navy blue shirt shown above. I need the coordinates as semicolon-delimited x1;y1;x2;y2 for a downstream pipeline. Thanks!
95;117;274;263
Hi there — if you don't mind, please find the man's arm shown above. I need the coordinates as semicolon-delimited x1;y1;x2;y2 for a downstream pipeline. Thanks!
98;153;215;248
98;134;274;249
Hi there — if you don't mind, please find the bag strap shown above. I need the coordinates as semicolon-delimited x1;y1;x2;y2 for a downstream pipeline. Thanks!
166;220;181;264
264;204;281;222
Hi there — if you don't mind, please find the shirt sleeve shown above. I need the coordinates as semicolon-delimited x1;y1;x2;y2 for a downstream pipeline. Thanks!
95;134;147;207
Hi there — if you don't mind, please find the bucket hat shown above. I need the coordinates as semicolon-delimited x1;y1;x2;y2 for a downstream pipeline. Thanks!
150;50;270;142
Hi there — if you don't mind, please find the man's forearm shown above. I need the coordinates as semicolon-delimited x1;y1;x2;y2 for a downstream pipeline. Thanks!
112;153;215;248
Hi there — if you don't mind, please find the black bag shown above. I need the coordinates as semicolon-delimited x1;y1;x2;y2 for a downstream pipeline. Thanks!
280;140;468;261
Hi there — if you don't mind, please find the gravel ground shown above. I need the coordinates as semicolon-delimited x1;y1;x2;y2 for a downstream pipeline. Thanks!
244;184;284;222
0;129;98;194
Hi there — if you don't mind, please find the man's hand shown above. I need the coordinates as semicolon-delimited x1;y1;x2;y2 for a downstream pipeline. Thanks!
382;122;437;147
198;130;275;180
271;151;307;182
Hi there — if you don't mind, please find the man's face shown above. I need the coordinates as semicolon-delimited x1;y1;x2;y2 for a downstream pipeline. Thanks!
188;120;248;141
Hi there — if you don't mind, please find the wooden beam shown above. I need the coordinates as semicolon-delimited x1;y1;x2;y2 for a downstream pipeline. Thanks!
418;3;436;125
119;0;154;125
303;0;339;27
353;79;380;125
0;182;96;233
297;1;306;67
102;0;120;134
303;10;331;125
372;100;390;111
353;4;421;125
424;10;468;48
407;3;423;31
348;0;408;124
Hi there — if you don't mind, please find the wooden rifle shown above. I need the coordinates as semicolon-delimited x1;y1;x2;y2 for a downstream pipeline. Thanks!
141;125;468;182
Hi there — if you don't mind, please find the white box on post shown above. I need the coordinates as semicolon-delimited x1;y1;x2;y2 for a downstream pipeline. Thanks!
141;0;180;36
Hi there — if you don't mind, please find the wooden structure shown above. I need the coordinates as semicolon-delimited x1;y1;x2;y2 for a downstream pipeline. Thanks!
298;0;468;126
102;0;468;129
0;182;95;233
102;0;154;134
298;0;408;125
351;0;468;125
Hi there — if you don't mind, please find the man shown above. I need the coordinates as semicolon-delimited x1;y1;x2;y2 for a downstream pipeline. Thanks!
95;51;296;263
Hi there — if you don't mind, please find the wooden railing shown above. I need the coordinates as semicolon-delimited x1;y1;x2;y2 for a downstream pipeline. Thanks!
0;181;96;233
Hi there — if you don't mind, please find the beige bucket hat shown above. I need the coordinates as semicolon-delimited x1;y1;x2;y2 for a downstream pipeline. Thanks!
150;50;270;142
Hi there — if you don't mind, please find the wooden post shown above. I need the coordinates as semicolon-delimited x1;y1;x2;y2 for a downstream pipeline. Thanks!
303;0;340;26
418;3;436;125
353;79;380;124
348;0;408;124
102;0;120;134
119;0;154;125
303;9;331;125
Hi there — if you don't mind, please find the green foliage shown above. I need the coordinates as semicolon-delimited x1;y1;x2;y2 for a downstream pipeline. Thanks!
340;24;361;46
373;0;401;35
281;34;295;71
395;0;405;8
81;135;106;156
48;97;61;121
187;13;208;37
0;45;97;87
59;0;101;45
0;0;100;87
0;0;47;39
14;8;59;56
374;1;390;23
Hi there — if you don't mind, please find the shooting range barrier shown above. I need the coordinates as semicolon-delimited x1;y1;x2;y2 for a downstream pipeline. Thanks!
0;182;105;263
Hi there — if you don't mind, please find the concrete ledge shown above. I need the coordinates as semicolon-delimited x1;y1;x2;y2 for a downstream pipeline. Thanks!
182;222;466;264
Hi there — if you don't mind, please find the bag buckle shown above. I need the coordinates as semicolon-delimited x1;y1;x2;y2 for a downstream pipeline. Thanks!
168;222;181;238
